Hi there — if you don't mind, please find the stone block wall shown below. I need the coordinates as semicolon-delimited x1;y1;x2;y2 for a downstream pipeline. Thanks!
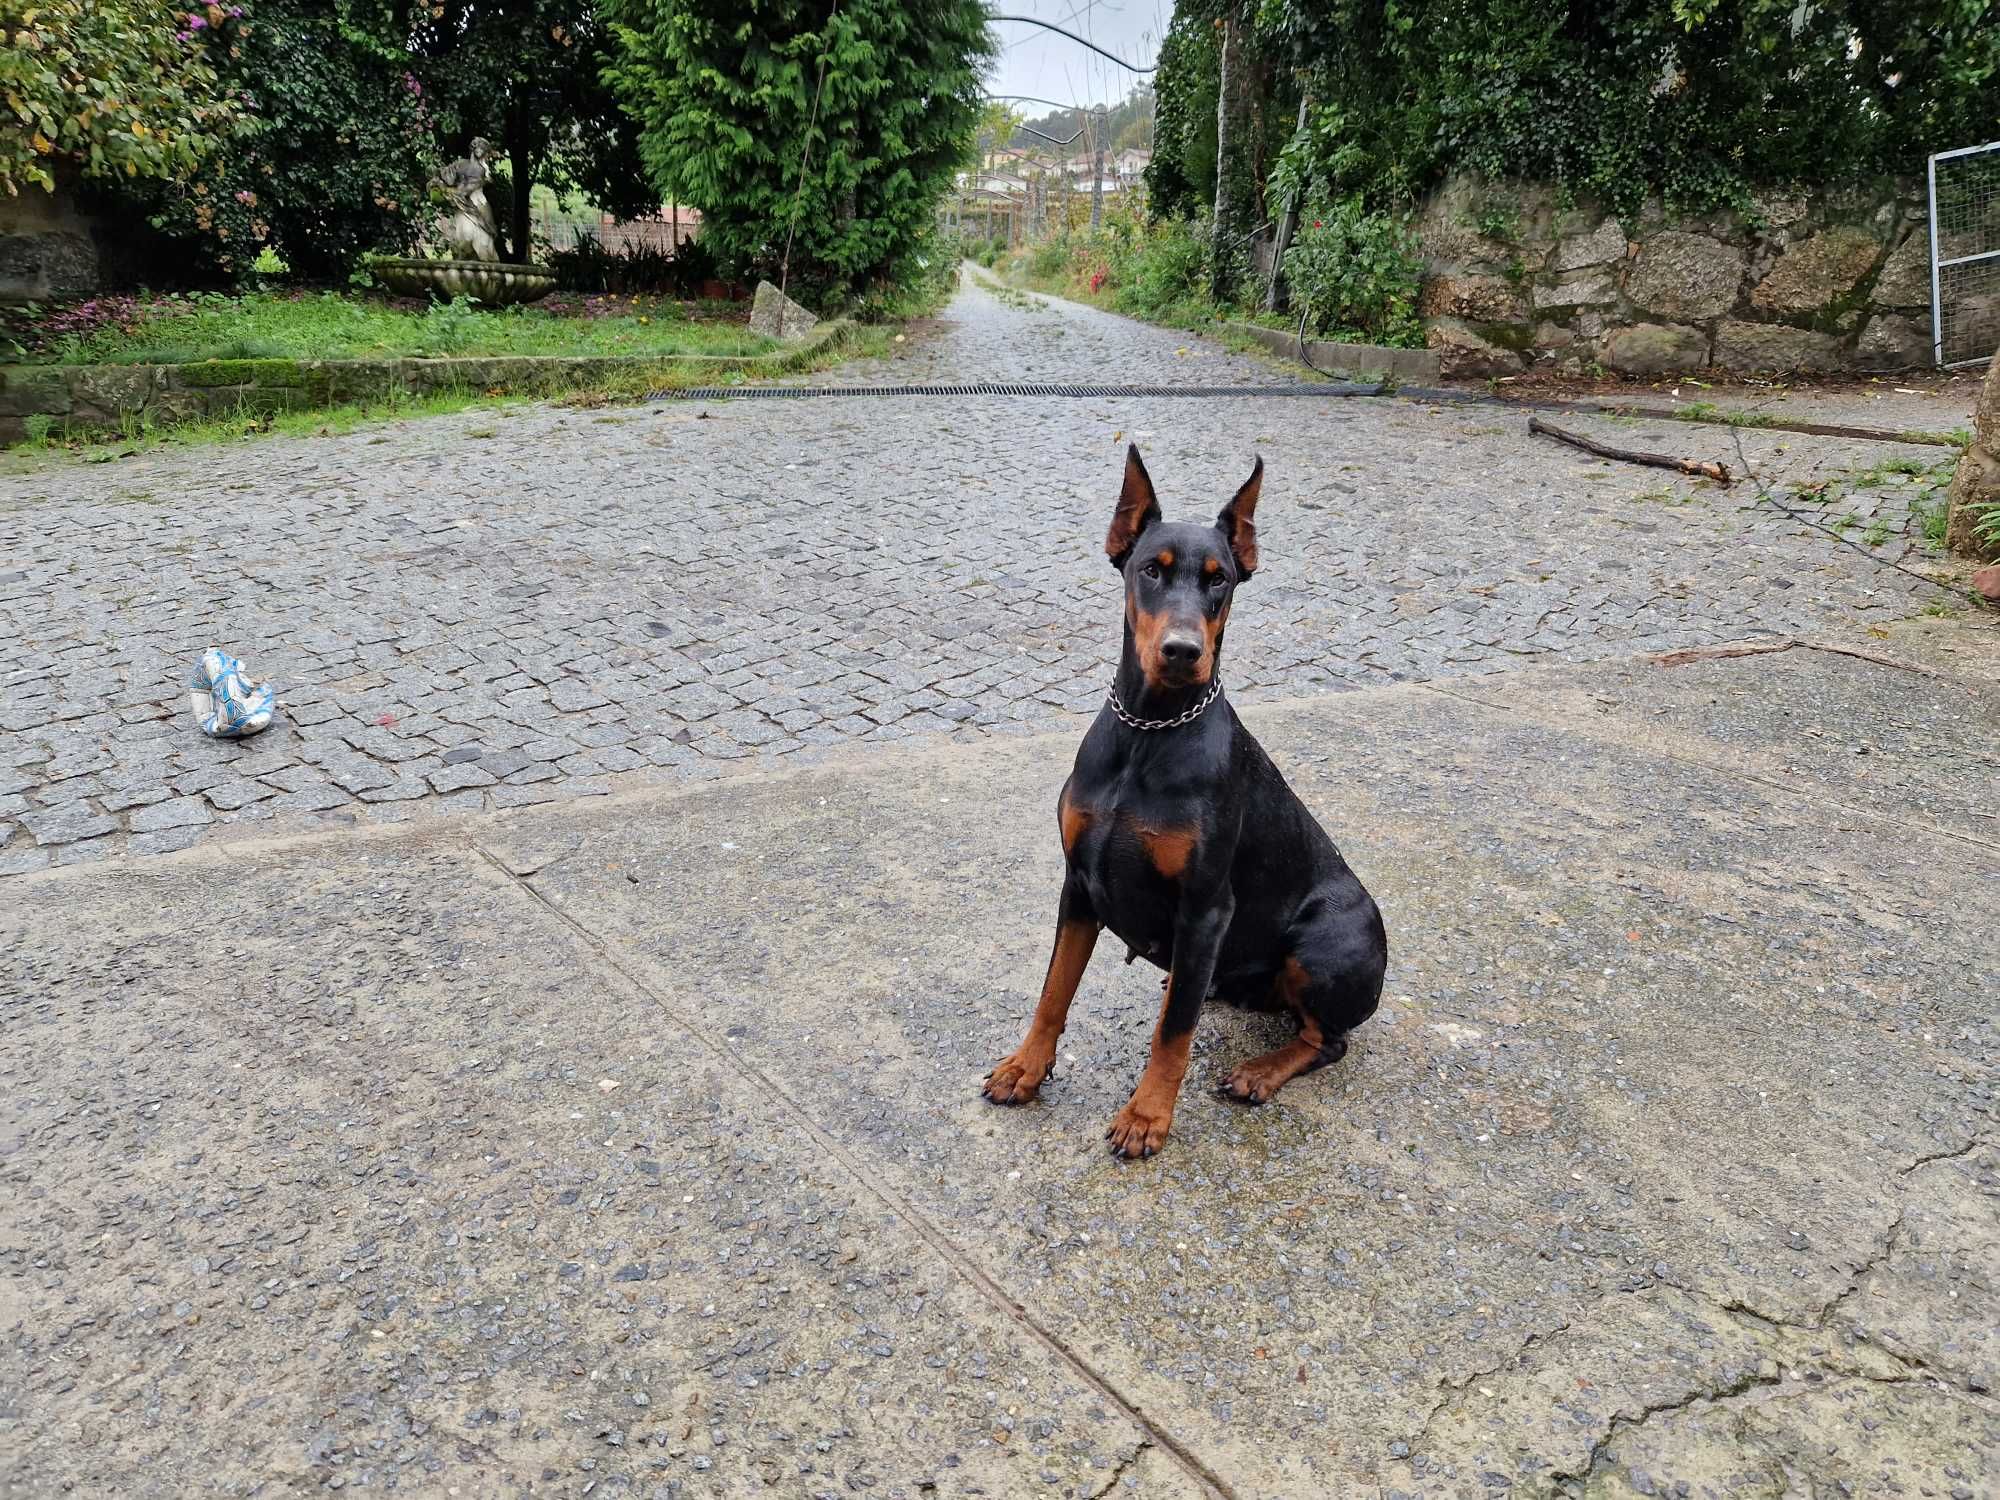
0;326;853;444
1414;175;1936;378
0;182;103;304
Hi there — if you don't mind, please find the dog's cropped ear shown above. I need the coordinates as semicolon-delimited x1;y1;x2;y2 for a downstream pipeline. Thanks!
1105;444;1162;571
1215;455;1263;580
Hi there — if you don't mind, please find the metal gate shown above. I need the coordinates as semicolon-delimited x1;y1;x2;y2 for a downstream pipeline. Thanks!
1929;140;2000;367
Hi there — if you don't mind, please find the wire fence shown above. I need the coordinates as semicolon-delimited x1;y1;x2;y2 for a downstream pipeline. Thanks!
531;210;701;256
1929;141;2000;367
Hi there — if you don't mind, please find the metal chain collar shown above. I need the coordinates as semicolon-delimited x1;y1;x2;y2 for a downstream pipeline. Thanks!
1106;677;1223;731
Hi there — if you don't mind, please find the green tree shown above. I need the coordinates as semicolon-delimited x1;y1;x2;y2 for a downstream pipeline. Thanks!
604;0;995;299
141;0;441;279
1230;0;2000;216
976;99;1023;171
410;0;655;263
1145;8;1218;219
122;0;654;281
1;0;244;197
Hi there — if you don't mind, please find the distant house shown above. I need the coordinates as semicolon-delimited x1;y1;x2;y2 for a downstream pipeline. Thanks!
956;171;1027;197
1114;148;1153;178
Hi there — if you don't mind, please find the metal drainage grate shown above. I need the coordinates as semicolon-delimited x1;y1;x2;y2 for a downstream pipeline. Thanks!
654;380;1386;401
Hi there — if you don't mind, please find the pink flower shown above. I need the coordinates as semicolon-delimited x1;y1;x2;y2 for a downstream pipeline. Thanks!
187;11;206;26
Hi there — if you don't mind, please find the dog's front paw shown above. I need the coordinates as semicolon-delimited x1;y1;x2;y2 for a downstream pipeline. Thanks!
983;1049;1053;1106
1105;1096;1174;1159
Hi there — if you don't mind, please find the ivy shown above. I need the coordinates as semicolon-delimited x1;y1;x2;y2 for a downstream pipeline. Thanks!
1144;6;1220;220
1190;0;2000;216
138;0;443;279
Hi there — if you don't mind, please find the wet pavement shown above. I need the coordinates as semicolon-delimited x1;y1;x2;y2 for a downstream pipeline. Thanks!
4;616;1996;1498
0;273;1973;876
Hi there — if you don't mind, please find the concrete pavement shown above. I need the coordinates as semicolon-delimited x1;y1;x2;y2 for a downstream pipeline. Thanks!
5;618;1995;1498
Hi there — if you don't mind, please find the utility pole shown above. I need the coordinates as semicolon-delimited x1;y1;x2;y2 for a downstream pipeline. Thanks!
1211;2;1251;298
1265;94;1309;313
1089;110;1103;231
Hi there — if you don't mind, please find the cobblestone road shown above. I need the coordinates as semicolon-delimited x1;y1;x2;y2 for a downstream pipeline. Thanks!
0;272;1964;872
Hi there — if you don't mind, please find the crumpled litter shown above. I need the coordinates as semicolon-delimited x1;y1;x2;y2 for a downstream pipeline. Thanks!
189;648;276;738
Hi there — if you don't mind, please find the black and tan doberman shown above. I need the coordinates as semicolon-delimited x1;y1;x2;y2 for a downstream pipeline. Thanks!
983;446;1389;1157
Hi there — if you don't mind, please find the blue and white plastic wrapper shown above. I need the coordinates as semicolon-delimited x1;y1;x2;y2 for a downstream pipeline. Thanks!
189;648;276;738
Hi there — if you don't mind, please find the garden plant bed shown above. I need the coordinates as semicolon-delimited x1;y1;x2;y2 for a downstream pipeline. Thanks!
0;321;854;444
4;289;776;366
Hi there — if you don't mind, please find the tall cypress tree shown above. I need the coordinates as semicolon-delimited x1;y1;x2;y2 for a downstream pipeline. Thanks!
604;0;994;299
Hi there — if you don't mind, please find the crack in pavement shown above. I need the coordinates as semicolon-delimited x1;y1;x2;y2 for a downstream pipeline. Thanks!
1546;1363;1787;1490
1084;1438;1153;1499
1405;1134;1999;1489
1406;1321;1573;1453
472;843;1239;1500
1896;1134;1987;1176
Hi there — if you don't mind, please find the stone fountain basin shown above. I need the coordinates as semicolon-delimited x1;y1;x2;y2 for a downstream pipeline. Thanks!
371;258;557;306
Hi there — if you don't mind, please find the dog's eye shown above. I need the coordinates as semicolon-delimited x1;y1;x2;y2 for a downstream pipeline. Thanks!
1206;572;1228;589
1141;562;1162;580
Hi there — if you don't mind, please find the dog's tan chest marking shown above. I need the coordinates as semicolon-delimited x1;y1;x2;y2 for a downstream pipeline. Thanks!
1137;823;1198;880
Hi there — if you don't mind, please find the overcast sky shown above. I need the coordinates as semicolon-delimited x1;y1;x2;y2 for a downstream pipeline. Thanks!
983;0;1169;114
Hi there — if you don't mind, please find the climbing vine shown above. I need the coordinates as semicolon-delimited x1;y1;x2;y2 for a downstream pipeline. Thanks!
1169;0;2000;216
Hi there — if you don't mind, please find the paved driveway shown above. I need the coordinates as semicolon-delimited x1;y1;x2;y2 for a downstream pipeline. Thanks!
4;628;1996;1498
0;275;1964;878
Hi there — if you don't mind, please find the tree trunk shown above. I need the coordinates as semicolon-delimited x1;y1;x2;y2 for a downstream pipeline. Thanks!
1264;94;1310;313
1944;349;2000;560
508;127;532;266
1210;4;1252;300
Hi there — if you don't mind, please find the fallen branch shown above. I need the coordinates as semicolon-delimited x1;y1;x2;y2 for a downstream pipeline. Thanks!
1528;416;1732;485
1651;638;1947;679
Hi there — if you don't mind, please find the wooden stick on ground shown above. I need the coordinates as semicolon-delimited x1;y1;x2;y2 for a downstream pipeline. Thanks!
1528;416;1732;485
1651;638;1947;678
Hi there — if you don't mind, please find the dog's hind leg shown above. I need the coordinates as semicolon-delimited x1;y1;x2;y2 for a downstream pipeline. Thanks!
984;879;1100;1105
1220;882;1385;1105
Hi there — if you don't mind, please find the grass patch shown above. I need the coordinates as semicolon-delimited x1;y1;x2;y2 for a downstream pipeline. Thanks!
12;289;778;366
4;321;868;469
1675;400;1778;428
1785;451;1962;557
1;386;522;472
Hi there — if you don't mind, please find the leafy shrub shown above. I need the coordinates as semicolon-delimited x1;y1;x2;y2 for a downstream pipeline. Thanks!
1025;234;1069;281
1280;199;1423;346
1199;2;2000;218
545;236;682;293
138;0;439;280
1112;218;1211;321
0;0;245;196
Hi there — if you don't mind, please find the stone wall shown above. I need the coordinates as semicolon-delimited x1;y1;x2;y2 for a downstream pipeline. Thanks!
0;327;853;444
0;180;105;304
1414;176;1935;378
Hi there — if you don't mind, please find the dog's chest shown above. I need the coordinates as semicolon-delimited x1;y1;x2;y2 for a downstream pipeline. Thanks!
1063;779;1200;955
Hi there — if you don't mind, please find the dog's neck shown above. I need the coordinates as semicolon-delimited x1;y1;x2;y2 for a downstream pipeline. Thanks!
1113;626;1223;724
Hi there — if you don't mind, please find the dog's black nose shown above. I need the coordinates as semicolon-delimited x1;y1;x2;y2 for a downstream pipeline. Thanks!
1159;635;1202;665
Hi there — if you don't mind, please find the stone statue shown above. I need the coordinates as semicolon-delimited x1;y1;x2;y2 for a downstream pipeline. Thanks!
374;133;556;304
434;138;501;262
